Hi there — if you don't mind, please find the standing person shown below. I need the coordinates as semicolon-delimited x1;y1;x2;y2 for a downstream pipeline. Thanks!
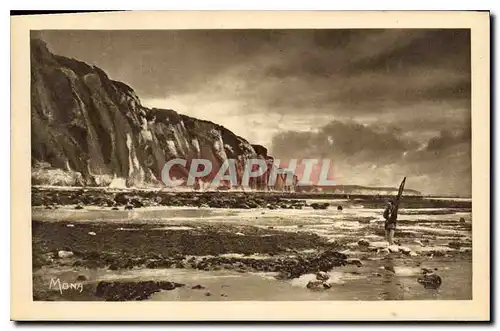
383;200;397;245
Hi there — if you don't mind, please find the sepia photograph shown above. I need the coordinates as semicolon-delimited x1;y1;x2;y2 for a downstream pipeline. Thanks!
11;11;490;321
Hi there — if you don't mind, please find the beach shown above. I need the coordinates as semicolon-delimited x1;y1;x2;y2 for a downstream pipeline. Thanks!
32;188;472;301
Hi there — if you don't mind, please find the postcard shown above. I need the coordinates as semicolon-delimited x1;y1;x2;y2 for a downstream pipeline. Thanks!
11;10;490;321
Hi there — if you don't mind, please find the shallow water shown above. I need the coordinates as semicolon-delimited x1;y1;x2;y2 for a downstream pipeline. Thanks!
34;255;472;301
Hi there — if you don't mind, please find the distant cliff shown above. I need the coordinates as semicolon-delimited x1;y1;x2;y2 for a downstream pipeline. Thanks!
296;185;421;196
31;38;292;189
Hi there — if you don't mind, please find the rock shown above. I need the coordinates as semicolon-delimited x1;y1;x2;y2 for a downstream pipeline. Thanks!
417;273;442;289
373;272;382;277
235;232;245;236
421;268;433;274
357;239;370;247
88;231;97;236
378;248;390;254
399;246;412;255
66;224;75;228
345;258;363;267
409;251;418;257
310;203;329;210
74;205;83;210
459;217;466;223
205;292;212;296
448;241;462;249
111;207;119;210
108;263;119;270
57;250;74;258
306;280;324;289
124;205;134;211
95;281;184;300
337;205;343;211
76;275;88;281
221;293;228;297
130;198;144;208
191;284;206;290
388;245;400;253
316;271;330;281
322;282;332;289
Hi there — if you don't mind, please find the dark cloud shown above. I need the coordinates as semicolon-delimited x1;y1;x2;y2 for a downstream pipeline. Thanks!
271;120;415;159
270;119;471;195
425;126;471;152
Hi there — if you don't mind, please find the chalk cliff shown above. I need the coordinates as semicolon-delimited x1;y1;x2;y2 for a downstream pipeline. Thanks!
31;38;292;189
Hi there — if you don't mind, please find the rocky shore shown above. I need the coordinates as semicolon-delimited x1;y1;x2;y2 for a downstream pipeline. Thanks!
32;211;472;301
32;186;472;210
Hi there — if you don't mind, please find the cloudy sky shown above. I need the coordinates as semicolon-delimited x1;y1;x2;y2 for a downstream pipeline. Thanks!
36;29;471;195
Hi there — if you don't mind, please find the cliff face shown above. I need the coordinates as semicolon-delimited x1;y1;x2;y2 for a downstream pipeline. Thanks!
31;38;289;189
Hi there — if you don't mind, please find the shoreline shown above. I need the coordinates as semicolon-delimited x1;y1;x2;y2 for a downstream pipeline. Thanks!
32;206;472;301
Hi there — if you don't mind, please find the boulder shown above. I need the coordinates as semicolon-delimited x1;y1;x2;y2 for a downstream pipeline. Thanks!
88;231;97;236
417;273;442;289
310;203;329;210
337;205;343;211
316;271;330;281
306;280;324;289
